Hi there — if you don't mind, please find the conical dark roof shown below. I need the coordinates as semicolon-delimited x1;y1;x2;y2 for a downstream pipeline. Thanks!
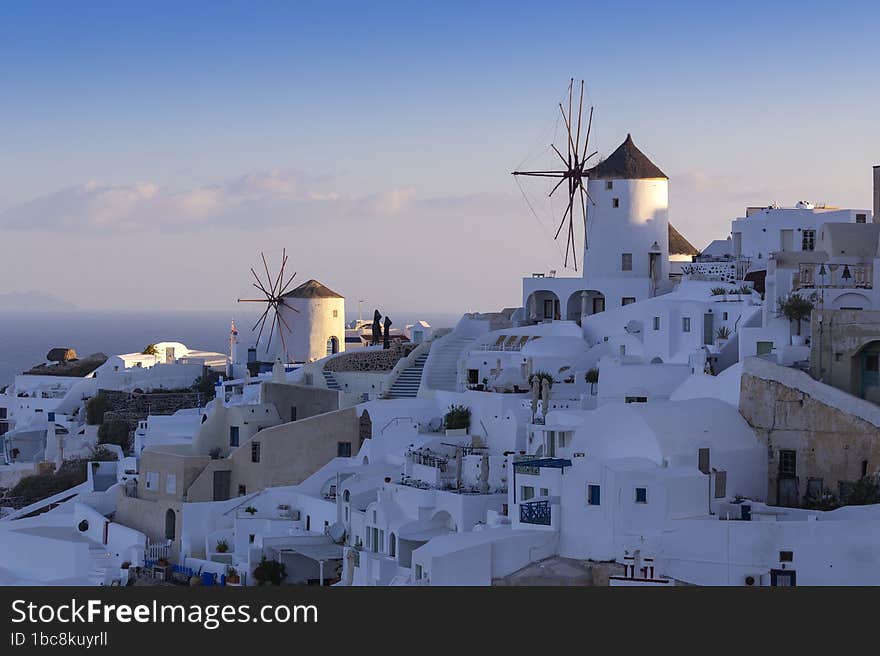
282;279;344;299
668;224;699;256
588;134;667;180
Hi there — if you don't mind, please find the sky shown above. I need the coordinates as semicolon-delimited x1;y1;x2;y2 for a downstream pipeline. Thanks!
1;1;879;316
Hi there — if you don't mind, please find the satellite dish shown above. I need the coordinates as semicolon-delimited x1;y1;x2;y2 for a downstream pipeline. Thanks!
328;521;346;544
625;320;642;334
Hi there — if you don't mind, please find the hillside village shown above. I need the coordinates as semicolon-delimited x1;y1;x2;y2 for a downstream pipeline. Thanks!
2;136;880;587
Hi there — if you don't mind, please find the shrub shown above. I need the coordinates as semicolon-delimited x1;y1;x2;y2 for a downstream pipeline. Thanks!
191;370;220;400
715;326;731;340
85;394;111;425
215;538;229;553
528;371;554;389
245;506;258;515
844;475;880;505
208;447;222;460
98;420;131;452
802;488;841;511
253;557;287;586
444;404;471;431
585;368;599;385
142;344;160;356
710;287;727;296
738;285;753;295
10;449;116;505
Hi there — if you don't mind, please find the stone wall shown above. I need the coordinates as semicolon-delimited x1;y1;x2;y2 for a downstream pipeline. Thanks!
99;389;204;432
739;358;880;506
810;309;880;403
323;343;416;373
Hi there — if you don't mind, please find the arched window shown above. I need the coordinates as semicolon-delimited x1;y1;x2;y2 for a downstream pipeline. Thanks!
343;489;350;503
165;509;176;541
359;410;372;445
389;533;396;558
326;336;340;356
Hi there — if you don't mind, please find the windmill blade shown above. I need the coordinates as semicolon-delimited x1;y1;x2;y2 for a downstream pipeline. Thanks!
511;170;570;177
574;80;584;168
278;270;299;297
272;249;288;301
581;106;594;165
253;305;271;345
265;307;279;352
278;298;301;314
550;143;568;167
251;268;271;298
261;252;277;297
554;196;573;240
559;103;577;165
276;305;294;337
568;210;578;271
548;175;567;198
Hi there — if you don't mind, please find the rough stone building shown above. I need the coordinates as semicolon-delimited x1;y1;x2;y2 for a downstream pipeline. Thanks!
740;357;880;507
810;309;880;404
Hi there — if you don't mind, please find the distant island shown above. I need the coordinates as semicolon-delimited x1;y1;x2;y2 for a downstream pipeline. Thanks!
0;291;77;311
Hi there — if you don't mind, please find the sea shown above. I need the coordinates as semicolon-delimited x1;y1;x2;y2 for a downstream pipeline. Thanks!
0;310;462;387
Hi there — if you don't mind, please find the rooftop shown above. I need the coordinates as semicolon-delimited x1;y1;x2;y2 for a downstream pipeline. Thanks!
283;279;344;299
588;134;667;180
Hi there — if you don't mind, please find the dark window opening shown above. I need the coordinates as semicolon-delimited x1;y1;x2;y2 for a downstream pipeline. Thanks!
251;442;261;463
338;441;352;458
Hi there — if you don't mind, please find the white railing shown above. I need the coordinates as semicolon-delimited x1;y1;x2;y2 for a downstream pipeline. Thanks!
146;540;171;561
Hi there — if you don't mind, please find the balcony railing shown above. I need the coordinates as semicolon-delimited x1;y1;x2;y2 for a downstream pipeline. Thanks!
795;263;873;290
519;500;551;526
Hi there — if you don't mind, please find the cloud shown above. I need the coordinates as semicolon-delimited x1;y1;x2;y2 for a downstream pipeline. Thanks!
0;172;421;233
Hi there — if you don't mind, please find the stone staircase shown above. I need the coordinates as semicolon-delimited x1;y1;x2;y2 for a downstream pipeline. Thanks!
386;353;429;399
424;334;477;392
322;369;340;390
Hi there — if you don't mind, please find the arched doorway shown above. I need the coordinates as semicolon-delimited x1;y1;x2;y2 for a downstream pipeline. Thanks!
389;533;396;558
854;341;880;404
566;290;605;322
326;336;340;356
165;509;176;541
359;410;372;446
526;290;561;323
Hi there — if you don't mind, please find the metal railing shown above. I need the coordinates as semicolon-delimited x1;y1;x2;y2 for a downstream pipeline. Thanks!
519;500;551;526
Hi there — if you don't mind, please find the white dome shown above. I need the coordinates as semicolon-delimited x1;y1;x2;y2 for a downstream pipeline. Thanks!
521;336;589;358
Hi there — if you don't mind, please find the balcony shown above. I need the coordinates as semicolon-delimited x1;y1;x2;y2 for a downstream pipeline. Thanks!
795;262;873;291
519;500;551;526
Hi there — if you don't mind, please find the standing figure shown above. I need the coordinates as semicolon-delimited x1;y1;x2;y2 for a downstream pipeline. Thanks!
530;378;540;422
371;310;382;346
541;378;551;418
383;316;392;350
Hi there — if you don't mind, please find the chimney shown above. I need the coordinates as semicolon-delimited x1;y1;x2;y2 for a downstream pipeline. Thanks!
874;165;880;222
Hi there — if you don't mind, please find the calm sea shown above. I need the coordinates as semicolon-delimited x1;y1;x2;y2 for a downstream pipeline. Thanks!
0;310;461;387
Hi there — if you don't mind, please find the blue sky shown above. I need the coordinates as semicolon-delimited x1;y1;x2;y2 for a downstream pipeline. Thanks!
1;1;878;313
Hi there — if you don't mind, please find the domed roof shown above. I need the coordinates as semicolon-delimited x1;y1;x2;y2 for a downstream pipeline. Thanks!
588;134;667;180
521;336;589;358
282;279;343;299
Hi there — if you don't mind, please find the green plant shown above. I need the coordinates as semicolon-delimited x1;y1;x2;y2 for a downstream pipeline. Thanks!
209;447;222;460
585;368;599;384
715;326;731;340
738;285;752;295
85;394;111;425
444;404;471;431
245;506;258;515
776;292;816;335
802;487;841;511
253;557;287;586
710;287;727;296
528;371;554;389
142;344;160;356
844;475;880;505
215;538;229;553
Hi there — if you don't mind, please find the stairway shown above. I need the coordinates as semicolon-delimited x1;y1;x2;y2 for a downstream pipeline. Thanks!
88;546;116;586
322;369;340;390
424;335;477;392
386;353;429;399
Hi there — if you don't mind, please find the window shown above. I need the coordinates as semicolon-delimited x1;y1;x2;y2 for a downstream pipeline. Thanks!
625;396;648;403
290;406;297;421
682;317;691;333
635;487;648;504
587;484;601;505
622;297;636;306
540;488;549;497
857;213;867;223
165;473;176;495
862;460;869;478
621;253;633;271
333;309;338;317
520;486;535;501
337;441;352;457
698;448;710;475
779;450;797;477
249;534;255;544
722;312;728;321
251;442;261;463
802;229;815;251
612;197;620;208
229;426;239;447
415;564;423;580
145;472;159;490
605;180;613;190
779;550;794;562
238;484;247;496
652;316;660;331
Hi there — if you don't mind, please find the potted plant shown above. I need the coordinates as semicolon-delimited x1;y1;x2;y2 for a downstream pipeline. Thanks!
710;287;727;298
215;538;230;553
226;565;241;585
776;292;815;346
715;326;731;348
585;368;599;396
253;557;287;586
444;404;471;436
244;506;258;515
